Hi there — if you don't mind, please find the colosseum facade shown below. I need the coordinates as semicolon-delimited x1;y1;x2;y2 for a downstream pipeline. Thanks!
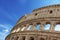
5;4;60;40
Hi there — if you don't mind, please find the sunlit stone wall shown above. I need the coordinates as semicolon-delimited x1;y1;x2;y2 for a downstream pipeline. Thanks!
6;4;60;40
11;21;60;33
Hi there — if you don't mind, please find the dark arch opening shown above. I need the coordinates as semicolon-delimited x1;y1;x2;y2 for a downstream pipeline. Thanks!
22;36;25;40
35;13;37;16
46;22;50;24
53;39;57;40
49;10;53;14
11;37;15;40
30;37;34;40
56;22;60;24
16;36;19;40
40;38;45;40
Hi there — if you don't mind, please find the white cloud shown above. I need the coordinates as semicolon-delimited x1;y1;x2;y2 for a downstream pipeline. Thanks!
0;24;13;40
0;24;13;29
4;29;9;32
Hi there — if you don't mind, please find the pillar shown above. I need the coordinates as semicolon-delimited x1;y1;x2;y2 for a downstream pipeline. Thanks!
18;36;23;40
25;36;29;40
24;24;29;31
32;23;36;30
17;36;20;40
50;22;55;32
40;22;45;31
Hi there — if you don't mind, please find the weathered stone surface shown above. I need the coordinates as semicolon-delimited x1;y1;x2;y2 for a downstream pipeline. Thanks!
5;4;60;40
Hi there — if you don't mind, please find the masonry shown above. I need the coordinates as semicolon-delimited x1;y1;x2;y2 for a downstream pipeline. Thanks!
5;4;60;40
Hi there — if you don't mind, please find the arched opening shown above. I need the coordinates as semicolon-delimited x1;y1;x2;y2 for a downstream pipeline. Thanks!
27;25;33;30
40;38;45;40
16;28;20;32
30;37;34;40
22;36;25;40
21;27;26;31
44;22;51;30
35;23;41;30
11;36;15;40
35;13;38;16
16;36;19;40
55;22;60;31
53;39;57;40
49;10;53;14
12;29;16;33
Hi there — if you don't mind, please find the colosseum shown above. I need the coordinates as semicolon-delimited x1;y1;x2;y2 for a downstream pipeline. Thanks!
6;4;60;40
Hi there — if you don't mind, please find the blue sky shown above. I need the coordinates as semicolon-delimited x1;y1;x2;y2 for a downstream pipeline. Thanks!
0;0;60;40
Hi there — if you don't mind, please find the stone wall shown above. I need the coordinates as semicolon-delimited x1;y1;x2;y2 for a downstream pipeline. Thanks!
5;4;60;40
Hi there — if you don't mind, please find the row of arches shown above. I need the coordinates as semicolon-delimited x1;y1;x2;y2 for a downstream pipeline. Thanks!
11;36;58;40
12;22;60;33
11;36;45;40
21;22;60;31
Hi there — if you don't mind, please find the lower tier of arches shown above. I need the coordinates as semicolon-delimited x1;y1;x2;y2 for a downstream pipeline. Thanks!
6;31;60;40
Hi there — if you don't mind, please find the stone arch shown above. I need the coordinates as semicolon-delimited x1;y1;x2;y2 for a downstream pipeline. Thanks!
44;22;51;30
52;38;57;40
11;36;15;40
35;23;41;30
56;22;60;24
22;36;25;40
27;24;33;30
40;38;45;40
54;22;60;31
15;36;19;40
30;37;34;40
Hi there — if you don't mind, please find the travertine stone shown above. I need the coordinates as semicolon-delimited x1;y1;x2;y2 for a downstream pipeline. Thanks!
50;22;55;32
5;4;60;40
40;22;45;31
32;23;36;30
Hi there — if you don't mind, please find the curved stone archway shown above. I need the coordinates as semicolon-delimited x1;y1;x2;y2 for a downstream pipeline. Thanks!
5;4;60;40
40;38;45;40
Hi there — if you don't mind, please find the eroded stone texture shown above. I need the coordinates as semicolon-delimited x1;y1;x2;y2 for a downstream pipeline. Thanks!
5;4;60;40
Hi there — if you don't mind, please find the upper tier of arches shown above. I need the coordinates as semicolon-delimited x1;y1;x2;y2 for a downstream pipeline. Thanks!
11;21;60;33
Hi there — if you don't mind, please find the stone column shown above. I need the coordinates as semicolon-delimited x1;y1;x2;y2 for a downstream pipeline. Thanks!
40;22;45;31
24;24;29;31
19;36;23;40
25;36;29;40
32;23;36;30
15;36;19;40
18;36;20;40
50;22;55;32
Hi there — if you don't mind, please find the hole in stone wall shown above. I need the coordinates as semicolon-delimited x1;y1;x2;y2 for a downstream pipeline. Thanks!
35;24;41;30
21;27;26;31
49;10;53;14
22;36;25;40
57;9;59;11
11;36;15;40
44;22;51;30
30;37;34;40
55;24;60;31
35;13;37;16
27;25;33;30
16;36;19;40
40;38;45;40
53;39;57;40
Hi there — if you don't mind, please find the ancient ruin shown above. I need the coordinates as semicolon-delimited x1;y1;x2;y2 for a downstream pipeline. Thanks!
6;4;60;40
